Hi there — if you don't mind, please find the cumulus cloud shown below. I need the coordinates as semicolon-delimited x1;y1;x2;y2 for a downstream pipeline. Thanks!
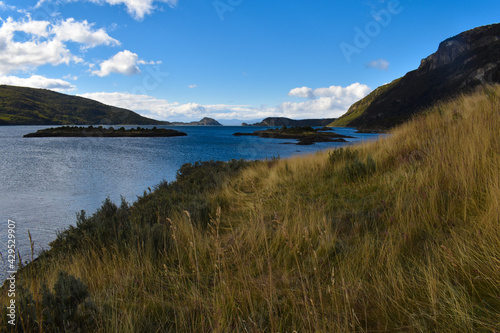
283;83;372;118
0;16;118;75
289;83;370;100
188;84;197;89
0;75;76;91
92;50;141;77
366;58;389;70
52;18;120;48
288;86;313;99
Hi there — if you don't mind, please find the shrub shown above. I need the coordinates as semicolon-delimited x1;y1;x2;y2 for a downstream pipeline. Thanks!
41;271;97;332
340;156;377;181
328;147;358;165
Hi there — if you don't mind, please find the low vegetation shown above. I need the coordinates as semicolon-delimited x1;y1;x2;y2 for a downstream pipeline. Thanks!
23;126;187;138
233;126;353;145
2;85;499;332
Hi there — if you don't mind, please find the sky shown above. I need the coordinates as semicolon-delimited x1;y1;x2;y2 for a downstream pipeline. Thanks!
0;0;499;124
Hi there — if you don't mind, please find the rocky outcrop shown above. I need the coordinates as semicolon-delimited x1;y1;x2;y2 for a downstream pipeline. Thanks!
233;126;352;145
337;23;500;130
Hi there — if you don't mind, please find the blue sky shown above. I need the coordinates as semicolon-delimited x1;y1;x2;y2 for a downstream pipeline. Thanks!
0;0;499;123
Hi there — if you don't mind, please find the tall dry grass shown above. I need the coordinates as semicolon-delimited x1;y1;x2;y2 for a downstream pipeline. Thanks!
2;85;499;332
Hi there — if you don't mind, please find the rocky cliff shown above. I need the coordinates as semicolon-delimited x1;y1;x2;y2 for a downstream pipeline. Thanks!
335;23;500;130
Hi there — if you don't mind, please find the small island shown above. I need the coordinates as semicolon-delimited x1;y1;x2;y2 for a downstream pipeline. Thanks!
23;126;188;138
233;126;353;145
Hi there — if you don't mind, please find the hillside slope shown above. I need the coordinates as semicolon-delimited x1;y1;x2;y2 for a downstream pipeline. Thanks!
329;78;400;127
246;117;336;127
334;23;500;130
2;86;499;332
0;85;166;125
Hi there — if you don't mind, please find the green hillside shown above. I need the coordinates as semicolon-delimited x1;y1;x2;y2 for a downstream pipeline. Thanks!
3;85;499;332
0;85;166;125
329;78;400;127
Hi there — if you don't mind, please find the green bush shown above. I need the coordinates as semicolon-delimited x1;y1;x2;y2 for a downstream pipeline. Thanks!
340;156;377;181
328;147;358;165
41;271;97;332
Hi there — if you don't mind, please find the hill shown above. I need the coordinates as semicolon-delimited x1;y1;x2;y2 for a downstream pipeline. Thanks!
169;117;222;126
3;85;499;331
0;85;167;125
245;117;336;127
331;23;500;130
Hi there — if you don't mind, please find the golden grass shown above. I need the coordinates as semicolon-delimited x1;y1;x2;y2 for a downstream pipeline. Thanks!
2;85;500;332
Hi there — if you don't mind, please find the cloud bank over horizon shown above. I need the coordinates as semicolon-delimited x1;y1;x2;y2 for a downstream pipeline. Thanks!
79;83;371;122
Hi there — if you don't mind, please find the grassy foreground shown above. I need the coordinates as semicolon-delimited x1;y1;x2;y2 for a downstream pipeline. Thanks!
2;86;500;332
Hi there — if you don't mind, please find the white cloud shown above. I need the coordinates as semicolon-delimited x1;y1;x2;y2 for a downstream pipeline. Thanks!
288;86;313;99
78;92;175;113
366;58;389;70
52;18;120;48
103;0;179;20
0;75;76;91
283;83;372;118
0;22;79;75
289;83;370;100
0;16;119;75
78;92;269;121
38;0;178;20
92;50;141;77
188;84;197;89
63;74;78;80
0;1;15;10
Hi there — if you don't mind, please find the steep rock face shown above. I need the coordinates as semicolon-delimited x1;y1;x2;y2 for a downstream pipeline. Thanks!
344;23;500;130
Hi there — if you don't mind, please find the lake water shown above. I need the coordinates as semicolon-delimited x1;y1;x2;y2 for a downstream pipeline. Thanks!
0;125;383;281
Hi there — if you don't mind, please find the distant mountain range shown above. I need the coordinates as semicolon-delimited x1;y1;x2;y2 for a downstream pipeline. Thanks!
331;23;500;130
243;117;337;127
